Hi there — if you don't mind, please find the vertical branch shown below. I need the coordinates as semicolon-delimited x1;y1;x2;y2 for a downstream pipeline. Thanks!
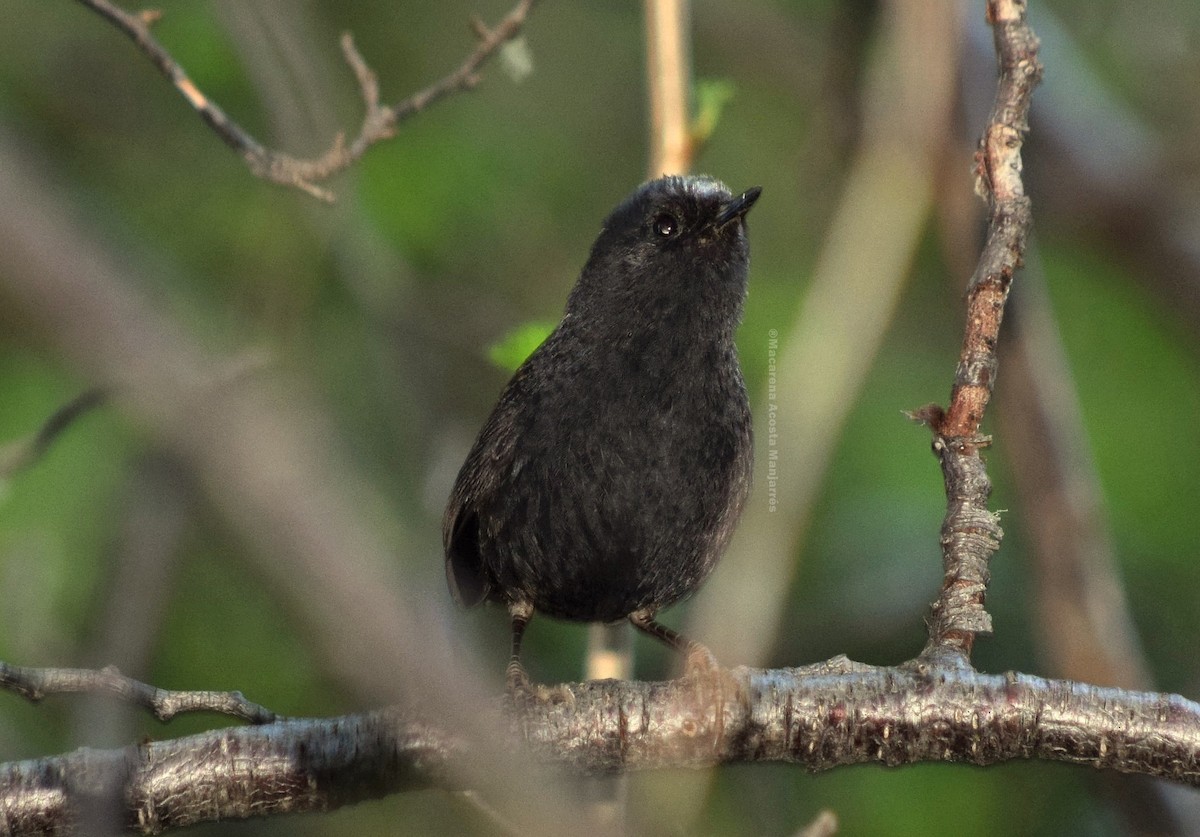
586;0;697;687
582;0;696;825
918;0;1042;659
644;0;693;177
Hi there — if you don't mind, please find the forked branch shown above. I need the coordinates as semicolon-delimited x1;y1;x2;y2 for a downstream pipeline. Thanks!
75;0;537;201
0;661;277;724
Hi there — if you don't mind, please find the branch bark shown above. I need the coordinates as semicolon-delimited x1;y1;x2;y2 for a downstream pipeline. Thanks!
4;661;1200;833
10;2;1195;834
913;0;1042;657
0;662;277;725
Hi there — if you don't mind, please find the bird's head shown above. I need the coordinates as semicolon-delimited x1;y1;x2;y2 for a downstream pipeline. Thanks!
566;175;762;329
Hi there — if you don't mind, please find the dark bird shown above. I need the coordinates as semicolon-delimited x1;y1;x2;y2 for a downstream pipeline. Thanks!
444;175;760;687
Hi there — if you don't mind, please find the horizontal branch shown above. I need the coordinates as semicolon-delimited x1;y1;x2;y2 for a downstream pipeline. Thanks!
0;661;277;724
4;661;1199;832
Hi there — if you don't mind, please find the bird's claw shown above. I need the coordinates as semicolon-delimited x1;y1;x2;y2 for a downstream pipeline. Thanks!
505;659;531;695
683;642;721;680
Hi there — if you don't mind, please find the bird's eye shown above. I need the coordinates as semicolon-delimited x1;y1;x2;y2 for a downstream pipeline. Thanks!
652;212;679;238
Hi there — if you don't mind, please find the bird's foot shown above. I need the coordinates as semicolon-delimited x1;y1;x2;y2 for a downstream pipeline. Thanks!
504;662;576;708
683;641;721;680
505;659;531;694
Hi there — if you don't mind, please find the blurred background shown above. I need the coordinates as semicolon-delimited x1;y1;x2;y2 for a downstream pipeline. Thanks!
2;0;1200;834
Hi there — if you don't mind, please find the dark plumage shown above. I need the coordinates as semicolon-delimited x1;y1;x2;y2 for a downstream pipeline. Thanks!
443;175;759;686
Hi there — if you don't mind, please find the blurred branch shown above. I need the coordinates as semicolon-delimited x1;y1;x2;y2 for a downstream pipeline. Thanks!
79;456;192;678
1006;9;1200;360
692;0;961;668
1000;253;1192;837
913;0;1041;659
586;0;697;691
0;115;587;834
644;0;692;176
0;661;277;724
0;387;106;479
1000;263;1152;690
0;350;269;483
5;661;1200;833
74;0;537;202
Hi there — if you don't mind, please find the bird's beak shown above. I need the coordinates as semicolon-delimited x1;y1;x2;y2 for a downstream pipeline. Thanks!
714;186;763;228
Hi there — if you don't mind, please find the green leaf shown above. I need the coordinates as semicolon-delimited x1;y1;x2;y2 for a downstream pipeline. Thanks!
693;78;737;146
500;36;535;83
487;321;555;371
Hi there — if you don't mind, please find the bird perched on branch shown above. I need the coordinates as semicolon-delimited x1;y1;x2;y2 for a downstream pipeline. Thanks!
444;175;760;688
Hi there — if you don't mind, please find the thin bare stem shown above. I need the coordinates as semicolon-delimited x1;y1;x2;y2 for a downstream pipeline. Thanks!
74;0;537;202
0;388;107;478
644;0;693;177
914;0;1042;658
0;661;277;724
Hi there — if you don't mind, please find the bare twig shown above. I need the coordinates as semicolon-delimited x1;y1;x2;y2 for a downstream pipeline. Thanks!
914;0;1042;658
0;387;107;478
74;0;537;202
0;661;278;724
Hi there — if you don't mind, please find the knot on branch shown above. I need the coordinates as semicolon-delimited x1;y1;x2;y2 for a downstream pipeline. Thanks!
927;583;994;643
925;435;1003;650
934;434;994;499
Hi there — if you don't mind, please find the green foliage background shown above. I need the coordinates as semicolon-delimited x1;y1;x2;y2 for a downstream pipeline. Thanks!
1;1;1199;834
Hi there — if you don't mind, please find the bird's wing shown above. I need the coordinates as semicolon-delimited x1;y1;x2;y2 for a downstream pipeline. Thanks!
442;373;528;608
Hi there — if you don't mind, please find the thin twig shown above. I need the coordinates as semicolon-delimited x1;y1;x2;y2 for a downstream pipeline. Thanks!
644;0;693;177
913;0;1042;658
0;661;278;724
0;387;107;478
0;348;271;483
74;0;537;202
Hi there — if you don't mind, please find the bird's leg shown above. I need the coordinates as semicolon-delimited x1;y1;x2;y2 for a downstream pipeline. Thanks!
506;600;534;691
628;609;719;677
